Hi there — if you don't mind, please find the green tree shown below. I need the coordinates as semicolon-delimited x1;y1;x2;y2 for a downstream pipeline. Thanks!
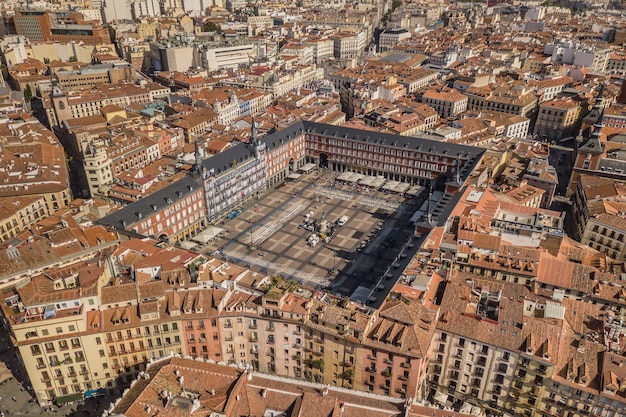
203;21;219;32
43;57;50;64
23;84;33;103
68;55;78;62
0;64;7;81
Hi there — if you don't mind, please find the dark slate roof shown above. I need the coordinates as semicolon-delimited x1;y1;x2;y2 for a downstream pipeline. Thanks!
200;141;257;175
97;176;203;230
261;121;485;183
383;28;409;34
262;120;485;162
598;158;626;174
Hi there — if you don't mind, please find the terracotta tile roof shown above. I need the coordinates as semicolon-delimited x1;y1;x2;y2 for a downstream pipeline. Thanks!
113;358;405;417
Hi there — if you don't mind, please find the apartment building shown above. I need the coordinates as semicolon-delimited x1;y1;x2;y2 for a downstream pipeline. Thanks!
282;43;314;65
171;107;219;142
439;186;564;286
359;298;435;399
0;195;48;243
607;54;626;75
306;37;334;64
379;29;411;53
53;63;134;92
82;132;160;198
332;32;366;60
1;225;118;405
198;43;256;71
533;98;583;141
422;89;468;119
398;69;439;94
0;120;72;224
202;142;267;223
571;174;623;241
465;85;538;118
604;103;626;130
107;357;407;417
581;214;626;261
99;176;207;242
427;276;564;416
45;82;170;128
537;76;573;102
13;10;110;45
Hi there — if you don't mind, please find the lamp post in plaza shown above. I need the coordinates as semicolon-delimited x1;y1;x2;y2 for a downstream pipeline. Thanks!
329;248;339;276
248;217;257;251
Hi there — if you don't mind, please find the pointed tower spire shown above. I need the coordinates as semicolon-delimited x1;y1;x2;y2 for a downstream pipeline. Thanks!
427;181;433;225
592;82;605;111
579;109;605;156
192;139;202;174
251;116;257;145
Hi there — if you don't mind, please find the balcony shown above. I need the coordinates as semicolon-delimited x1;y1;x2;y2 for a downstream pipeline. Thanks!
36;363;46;370
199;338;206;343
365;367;376;373
31;349;42;356
293;343;302;348
383;359;393;364
367;355;377;361
58;345;69;351
312;351;323;357
249;323;258;329
67;372;77;378
400;362;411;368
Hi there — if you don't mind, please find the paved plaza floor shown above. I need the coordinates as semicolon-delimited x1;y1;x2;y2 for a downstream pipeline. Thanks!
201;170;423;296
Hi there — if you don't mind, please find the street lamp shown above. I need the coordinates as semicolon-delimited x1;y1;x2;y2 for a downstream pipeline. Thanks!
329;249;339;276
248;218;257;251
